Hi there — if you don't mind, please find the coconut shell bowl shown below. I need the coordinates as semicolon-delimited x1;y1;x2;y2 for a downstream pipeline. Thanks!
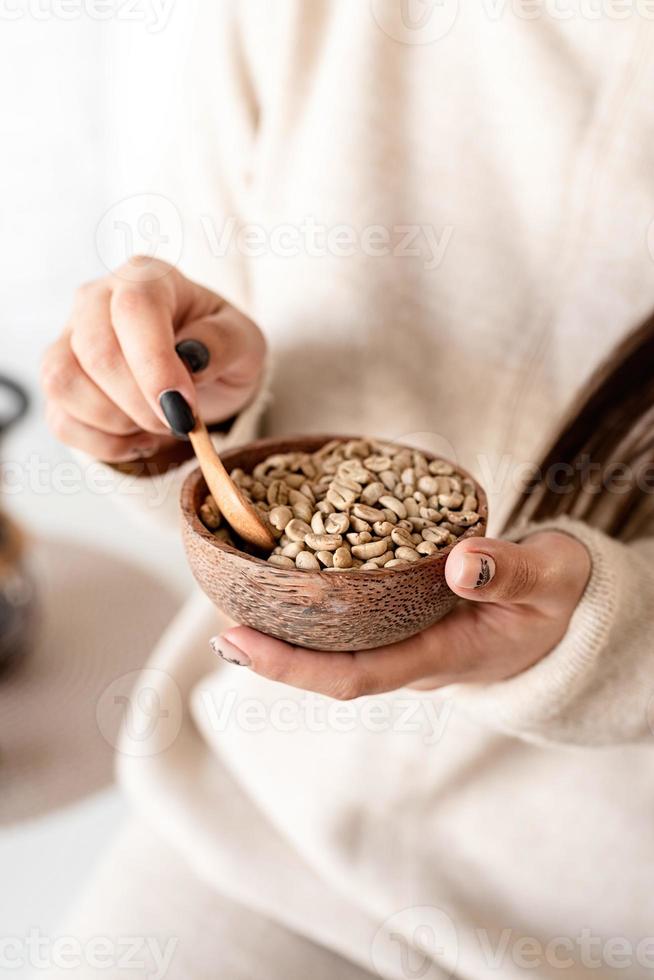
180;435;488;651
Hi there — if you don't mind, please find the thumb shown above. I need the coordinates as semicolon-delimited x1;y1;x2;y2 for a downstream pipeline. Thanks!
445;537;548;605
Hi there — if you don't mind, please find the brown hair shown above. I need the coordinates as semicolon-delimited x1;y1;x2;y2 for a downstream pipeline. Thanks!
504;312;654;543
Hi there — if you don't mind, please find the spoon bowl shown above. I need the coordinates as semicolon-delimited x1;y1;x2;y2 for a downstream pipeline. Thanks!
188;419;275;552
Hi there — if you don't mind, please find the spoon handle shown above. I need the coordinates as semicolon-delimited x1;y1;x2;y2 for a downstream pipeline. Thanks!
188;417;223;470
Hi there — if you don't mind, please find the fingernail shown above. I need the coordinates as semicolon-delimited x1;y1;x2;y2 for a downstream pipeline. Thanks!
452;553;496;590
159;390;195;437
121;445;157;462
176;339;210;374
210;636;251;668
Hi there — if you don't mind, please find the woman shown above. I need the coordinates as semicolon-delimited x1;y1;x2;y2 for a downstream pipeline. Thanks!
41;4;654;978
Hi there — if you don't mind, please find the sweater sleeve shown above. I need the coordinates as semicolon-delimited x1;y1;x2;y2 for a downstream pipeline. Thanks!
454;515;654;747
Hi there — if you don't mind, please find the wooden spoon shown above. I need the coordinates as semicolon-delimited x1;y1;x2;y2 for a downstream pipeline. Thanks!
188;418;276;552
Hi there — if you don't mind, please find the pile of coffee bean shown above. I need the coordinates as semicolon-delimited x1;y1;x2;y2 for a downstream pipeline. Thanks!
199;439;482;571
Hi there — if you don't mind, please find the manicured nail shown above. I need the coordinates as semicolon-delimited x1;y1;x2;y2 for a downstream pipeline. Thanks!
121;445;157;462
451;553;496;590
159;390;195;437
176;339;210;374
210;636;251;668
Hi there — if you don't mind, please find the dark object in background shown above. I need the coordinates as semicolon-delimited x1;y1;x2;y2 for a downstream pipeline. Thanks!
0;376;35;675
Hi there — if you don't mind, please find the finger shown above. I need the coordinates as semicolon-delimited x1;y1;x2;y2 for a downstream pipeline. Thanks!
445;534;584;606
211;627;366;700
175;308;266;421
70;284;169;435
110;280;197;431
45;404;160;463
210;624;451;699
41;335;139;436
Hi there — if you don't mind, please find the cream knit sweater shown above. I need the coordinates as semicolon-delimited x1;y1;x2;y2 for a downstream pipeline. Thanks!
87;4;654;978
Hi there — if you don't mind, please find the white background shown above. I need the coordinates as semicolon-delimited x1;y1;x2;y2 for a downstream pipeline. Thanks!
0;2;197;956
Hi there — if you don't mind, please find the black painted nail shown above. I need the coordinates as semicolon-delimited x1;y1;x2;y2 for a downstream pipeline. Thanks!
159;390;195;437
176;339;210;374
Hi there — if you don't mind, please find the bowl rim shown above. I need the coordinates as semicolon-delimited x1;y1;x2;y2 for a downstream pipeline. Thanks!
180;433;489;576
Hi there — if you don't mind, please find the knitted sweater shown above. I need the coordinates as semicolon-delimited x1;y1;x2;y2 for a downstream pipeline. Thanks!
98;5;654;977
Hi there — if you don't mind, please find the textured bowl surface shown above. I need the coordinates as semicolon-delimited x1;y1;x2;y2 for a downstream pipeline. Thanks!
181;435;488;651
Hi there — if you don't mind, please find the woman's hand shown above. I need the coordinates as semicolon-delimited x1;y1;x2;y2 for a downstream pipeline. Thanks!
42;258;266;462
211;532;591;698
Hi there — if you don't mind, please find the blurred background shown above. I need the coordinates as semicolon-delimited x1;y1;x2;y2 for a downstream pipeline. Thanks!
1;3;194;954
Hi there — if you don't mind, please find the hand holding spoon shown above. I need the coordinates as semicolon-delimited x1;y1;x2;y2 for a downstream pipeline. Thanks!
168;343;275;552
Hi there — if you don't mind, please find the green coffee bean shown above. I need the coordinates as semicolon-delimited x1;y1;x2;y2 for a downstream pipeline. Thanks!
352;538;390;560
324;512;349;535
422;527;450;545
296;551;320;571
352;503;385;523
391;527;414;549
305;533;343;551
333;546;353;569
364;454;392;472
403;497;419;517
361;482;385;506
281;542;305;559
370;550;394;567
267;555;295;569
268;505;293;531
439;492;464;510
311;512;326;535
206;441;482;572
200;498;221;530
444;510;480;527
378;495;407;519
395;546;421;562
286;518;312;542
428;460;454;476
346;531;372;546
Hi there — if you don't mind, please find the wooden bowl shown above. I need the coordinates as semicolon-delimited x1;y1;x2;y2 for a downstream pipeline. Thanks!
181;435;488;651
